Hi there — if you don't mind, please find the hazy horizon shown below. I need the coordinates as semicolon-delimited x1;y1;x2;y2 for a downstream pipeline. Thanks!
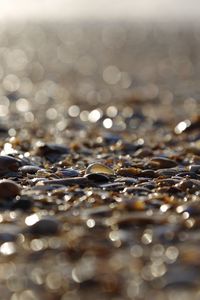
1;0;200;23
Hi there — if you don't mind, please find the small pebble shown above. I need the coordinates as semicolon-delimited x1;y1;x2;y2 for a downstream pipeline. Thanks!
28;217;61;235
148;157;177;169
12;197;33;210
19;165;41;175
85;173;110;183
0;179;21;199
189;165;200;174
0;155;21;176
86;163;114;175
116;167;141;177
35;143;69;161
56;168;80;177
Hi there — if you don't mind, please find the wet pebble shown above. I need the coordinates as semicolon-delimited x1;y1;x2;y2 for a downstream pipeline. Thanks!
148;157;177;169
100;182;125;191
0;224;20;242
0;155;21;177
0;179;21;199
35;143;69;161
85;173;110;183
56;168;80;177
140;169;157;178
156;168;178;177
12;197;33;210
124;186;151;195
157;178;180;187
176;171;199;179
39;177;97;187
103;133;121;144
19;165;41;175
116;167;141;177
115;177;138;185
176;179;200;192
189;165;200;174
134;148;153;158
28;217;61;235
86;163;114;175
137;181;155;190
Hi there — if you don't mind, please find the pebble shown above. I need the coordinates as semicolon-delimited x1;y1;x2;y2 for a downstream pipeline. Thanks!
35;143;69;161
115;177;138;185
116;167;140;177
0;179;21;199
137;182;156;190
134;148;153;158
0;224;20;242
86;163;114;175
157;178;180;187
140;169;156;178
39;177;98;187
0;155;21;176
19;165;41;175
100;182;125;191
56;168;80;177
156;168;178;177
176;179;200;192
124;186;151;195
189;165;200;174
28;217;61;235
148;157;177;169
85;173;110;183
176;171;199;179
12;197;33;210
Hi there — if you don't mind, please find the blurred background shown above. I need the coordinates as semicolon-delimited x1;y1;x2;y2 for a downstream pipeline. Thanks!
0;0;199;123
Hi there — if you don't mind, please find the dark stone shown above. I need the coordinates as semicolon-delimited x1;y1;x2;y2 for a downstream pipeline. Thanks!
28;217;61;235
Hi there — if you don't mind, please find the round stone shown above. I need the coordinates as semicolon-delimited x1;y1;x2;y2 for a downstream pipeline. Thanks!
28;217;61;235
0;155;21;176
0;179;21;199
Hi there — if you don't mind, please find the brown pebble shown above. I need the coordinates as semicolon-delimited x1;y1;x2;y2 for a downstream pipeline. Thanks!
175;179;200;192
116;167;141;177
0;179;21;199
148;157;177;169
134;148;153;158
86;163;114;175
157;178;180;187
